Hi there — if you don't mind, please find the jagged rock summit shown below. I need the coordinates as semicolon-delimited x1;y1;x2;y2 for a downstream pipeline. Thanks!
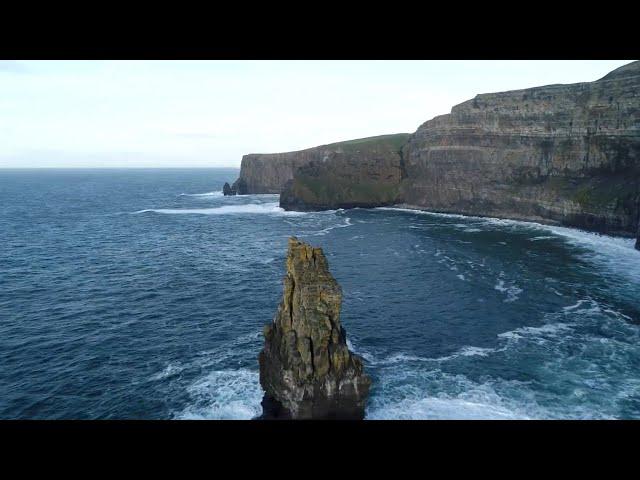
258;237;371;419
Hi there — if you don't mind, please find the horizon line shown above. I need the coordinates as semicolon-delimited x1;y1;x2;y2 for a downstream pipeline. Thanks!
0;166;241;169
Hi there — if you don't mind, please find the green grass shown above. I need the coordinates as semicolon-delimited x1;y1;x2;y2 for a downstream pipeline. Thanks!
322;133;411;153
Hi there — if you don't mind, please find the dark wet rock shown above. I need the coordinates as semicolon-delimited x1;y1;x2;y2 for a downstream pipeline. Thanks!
222;182;236;196
231;177;247;195
258;237;371;419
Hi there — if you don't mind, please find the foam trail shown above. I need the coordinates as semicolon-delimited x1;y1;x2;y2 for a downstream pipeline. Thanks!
301;217;353;237
132;203;306;216
367;396;529;420
180;191;223;197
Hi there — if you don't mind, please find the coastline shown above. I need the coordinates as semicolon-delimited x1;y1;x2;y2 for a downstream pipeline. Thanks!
386;204;639;241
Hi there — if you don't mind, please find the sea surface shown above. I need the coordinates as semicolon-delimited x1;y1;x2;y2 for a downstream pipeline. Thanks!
1;168;639;419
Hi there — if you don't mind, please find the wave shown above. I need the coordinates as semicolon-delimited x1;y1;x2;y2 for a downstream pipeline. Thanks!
132;202;307;216
365;368;535;420
299;217;353;237
348;336;502;367
494;276;523;303
367;393;530;420
149;363;185;381
377;206;640;284
171;330;264;420
175;369;263;420
179;191;223;197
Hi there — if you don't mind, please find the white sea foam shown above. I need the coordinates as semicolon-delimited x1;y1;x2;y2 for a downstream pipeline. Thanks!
529;235;556;241
300;217;353;237
365;370;536;420
367;395;529;420
179;191;224;197
378;205;640;283
497;322;575;342
458;346;495;357
176;369;263;420
351;342;502;366
494;276;523;303
362;294;640;420
543;225;640;283
132;202;306;216
562;299;594;312
149;362;185;381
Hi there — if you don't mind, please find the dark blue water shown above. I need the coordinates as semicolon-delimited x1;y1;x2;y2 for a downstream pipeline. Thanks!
1;168;639;419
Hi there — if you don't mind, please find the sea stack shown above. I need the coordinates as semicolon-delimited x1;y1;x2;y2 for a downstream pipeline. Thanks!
222;182;236;196
258;237;371;419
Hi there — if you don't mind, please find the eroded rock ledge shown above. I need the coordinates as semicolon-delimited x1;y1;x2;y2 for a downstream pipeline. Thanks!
258;237;371;419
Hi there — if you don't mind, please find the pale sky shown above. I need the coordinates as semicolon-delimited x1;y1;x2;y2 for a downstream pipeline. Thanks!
0;60;634;168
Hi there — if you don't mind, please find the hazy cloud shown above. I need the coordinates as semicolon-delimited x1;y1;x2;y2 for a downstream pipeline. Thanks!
0;61;30;73
0;60;634;168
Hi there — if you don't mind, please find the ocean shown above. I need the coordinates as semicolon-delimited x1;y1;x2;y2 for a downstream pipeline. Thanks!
1;168;639;419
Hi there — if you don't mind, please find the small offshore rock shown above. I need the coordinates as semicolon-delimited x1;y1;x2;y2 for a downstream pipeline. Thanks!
222;182;236;196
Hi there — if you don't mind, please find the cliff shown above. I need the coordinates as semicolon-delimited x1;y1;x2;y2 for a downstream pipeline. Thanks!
258;237;371;419
399;60;640;237
233;61;640;240
234;133;410;196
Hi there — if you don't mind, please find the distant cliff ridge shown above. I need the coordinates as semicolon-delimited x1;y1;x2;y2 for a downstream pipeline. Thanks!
234;133;410;196
233;61;640;244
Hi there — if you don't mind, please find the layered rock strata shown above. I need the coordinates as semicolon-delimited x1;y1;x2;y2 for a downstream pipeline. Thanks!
398;60;640;237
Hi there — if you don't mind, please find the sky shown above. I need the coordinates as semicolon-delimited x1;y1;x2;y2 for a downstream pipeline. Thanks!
0;60;634;168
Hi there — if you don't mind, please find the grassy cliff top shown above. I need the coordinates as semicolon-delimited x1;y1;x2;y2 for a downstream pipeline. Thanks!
247;133;411;157
322;133;411;153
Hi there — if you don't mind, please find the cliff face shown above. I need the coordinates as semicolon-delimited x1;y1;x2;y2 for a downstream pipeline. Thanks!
258;237;371;419
236;151;321;194
279;134;410;210
235;134;410;196
400;61;640;237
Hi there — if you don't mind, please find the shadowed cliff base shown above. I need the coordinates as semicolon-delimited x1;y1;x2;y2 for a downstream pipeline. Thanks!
258;237;371;420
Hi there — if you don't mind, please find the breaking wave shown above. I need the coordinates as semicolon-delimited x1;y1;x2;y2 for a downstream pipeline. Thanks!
132;202;307;216
179;191;224;197
376;206;640;283
175;369;263;420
